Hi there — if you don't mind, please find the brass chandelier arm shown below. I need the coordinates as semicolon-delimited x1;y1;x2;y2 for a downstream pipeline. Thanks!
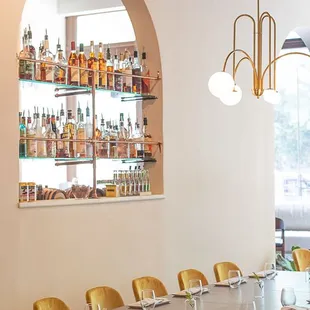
222;49;258;84
260;12;277;90
234;57;250;77
261;51;310;89
233;14;256;81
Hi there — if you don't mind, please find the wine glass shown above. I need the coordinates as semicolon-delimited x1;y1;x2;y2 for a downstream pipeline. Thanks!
189;279;203;297
281;287;296;306
228;270;242;289
264;262;276;280
140;289;156;310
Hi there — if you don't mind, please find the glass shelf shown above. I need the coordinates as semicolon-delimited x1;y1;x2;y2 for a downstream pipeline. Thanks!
19;79;158;101
19;156;157;163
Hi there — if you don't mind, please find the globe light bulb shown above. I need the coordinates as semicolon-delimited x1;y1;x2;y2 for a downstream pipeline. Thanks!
220;85;242;106
263;89;281;105
208;71;235;98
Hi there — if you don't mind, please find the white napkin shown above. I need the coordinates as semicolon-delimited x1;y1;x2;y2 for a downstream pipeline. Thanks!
173;287;209;297
128;298;170;309
249;271;275;278
214;277;247;287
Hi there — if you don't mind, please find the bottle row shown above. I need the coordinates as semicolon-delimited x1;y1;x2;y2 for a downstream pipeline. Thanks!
19;167;151;202
19;105;153;159
19;26;152;94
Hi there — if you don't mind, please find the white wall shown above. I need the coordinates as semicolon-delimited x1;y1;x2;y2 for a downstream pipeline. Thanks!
57;0;123;16
4;0;310;309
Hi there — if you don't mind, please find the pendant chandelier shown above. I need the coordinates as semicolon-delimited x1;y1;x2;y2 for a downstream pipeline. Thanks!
208;0;310;106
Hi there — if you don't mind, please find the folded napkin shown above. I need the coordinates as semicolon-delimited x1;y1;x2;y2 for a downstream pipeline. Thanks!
173;287;209;297
214;278;247;287
128;298;170;309
249;271;276;278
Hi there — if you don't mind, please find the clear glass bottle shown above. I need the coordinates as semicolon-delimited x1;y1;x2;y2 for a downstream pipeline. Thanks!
35;109;47;158
123;51;133;93
78;44;87;87
57;104;66;158
127;115;136;158
26;111;37;157
106;46;114;90
19;112;27;158
27;25;36;78
40;29;54;82
76;112;86;158
109;121;118;158
141;50;150;94
85;104;93;158
44;116;56;158
64;110;76;158
100;116;109;158
68;41;79;86
132;50;141;94
98;42;107;89
88;40;99;87
118;113;128;158
54;49;66;84
35;41;43;81
134;121;144;158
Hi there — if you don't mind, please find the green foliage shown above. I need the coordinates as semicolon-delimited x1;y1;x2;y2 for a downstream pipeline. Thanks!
276;245;301;271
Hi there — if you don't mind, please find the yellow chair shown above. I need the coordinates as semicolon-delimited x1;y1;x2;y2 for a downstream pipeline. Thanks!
213;262;243;282
33;297;70;310
292;248;310;271
177;269;208;291
132;276;168;301
85;286;124;310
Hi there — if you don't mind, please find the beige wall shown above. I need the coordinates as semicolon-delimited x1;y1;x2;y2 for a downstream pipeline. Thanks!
3;0;310;309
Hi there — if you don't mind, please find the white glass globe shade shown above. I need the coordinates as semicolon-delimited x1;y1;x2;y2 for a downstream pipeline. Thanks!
263;89;281;105
220;85;242;106
208;72;235;98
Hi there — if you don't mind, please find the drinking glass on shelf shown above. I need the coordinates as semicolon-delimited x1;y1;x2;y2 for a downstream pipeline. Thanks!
228;270;242;289
305;267;310;283
141;289;156;310
281;287;296;306
189;279;203;297
264;262;276;280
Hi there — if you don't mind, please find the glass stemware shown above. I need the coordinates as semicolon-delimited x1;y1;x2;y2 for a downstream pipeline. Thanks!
189;279;203;297
264;262;276;280
228;270;242;289
281;287;296;306
141;289;156;310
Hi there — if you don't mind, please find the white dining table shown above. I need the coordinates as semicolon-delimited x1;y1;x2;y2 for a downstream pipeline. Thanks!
120;271;310;310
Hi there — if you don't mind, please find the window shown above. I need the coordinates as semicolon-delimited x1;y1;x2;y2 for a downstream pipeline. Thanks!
275;30;310;204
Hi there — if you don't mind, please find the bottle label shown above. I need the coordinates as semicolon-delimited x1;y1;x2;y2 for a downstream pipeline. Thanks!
37;140;47;157
114;70;123;92
107;67;114;90
27;135;37;157
46;140;56;157
19;60;26;79
77;129;86;156
70;68;78;83
46;57;53;82
80;66;88;86
92;62;99;86
99;61;107;88
132;68;141;93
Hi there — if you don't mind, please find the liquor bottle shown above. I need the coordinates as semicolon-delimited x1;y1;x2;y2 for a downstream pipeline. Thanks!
35;42;43;81
27;25;36;78
76;102;81;123
57;104;66;158
54;49;66;84
88;40;98;87
145;169;151;192
44;115;56;158
79;43;88;87
18;33;27;79
40;29;54;82
117;113;128;158
106;47;114;90
68;41;79;86
143;117;152;157
64;110;76;158
132;50;141;94
98;42;107;88
76;112;86;158
19;112;27;158
109;121;118;158
85;104;93;157
141;50;150;94
134;121;143;158
20;30;35;80
100;116;109;158
123;50;132;92
51;110;58;138
114;53;122;92
56;38;61;53
127;115;136;158
35;108;47;157
26;111;37;157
